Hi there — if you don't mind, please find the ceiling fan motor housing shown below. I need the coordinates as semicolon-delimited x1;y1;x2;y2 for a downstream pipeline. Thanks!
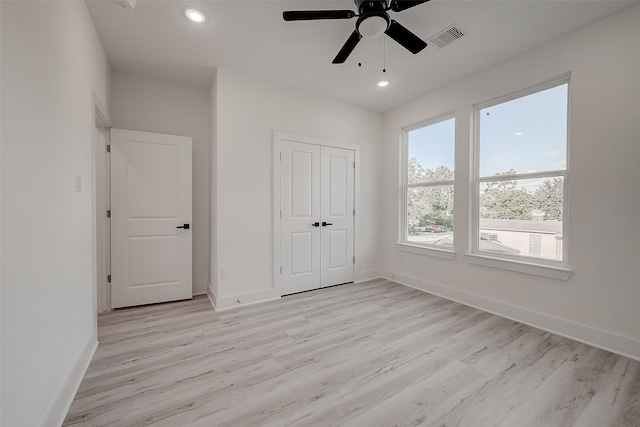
355;0;388;15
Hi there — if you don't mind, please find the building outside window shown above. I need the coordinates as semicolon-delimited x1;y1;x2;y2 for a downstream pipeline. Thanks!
402;115;455;248
474;79;569;264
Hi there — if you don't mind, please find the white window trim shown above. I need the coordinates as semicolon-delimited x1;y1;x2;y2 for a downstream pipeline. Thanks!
396;243;456;260
399;112;456;255
464;253;572;281
470;75;572;277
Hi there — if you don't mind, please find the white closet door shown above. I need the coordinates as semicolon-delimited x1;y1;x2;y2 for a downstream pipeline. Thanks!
279;138;354;295
111;129;192;308
280;140;322;295
321;146;355;287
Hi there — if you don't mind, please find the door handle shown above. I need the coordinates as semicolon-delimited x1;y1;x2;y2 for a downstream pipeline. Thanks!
322;222;333;227
176;224;190;229
312;222;320;227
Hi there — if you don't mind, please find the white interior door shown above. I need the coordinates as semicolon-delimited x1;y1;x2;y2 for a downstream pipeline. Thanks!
321;146;355;287
280;141;321;295
111;129;192;308
280;139;354;295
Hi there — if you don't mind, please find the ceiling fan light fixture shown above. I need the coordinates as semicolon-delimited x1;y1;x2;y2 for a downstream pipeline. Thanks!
358;15;389;38
184;8;207;23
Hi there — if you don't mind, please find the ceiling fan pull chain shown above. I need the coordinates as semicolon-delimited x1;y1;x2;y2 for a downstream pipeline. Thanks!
383;36;387;73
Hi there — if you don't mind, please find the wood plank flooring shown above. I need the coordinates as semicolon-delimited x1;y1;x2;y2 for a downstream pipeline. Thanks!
63;279;640;427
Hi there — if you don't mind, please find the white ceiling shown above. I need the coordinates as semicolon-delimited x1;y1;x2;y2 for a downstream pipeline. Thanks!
86;0;638;112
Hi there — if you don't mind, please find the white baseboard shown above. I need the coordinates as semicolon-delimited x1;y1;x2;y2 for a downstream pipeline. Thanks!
207;284;280;312
41;334;98;427
205;271;383;313
356;269;385;283
208;269;384;312
207;282;217;311
384;269;640;361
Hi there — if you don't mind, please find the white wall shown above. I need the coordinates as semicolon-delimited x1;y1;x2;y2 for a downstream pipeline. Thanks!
0;1;110;425
381;5;640;359
0;2;3;422
209;71;218;298
210;68;383;307
110;71;210;296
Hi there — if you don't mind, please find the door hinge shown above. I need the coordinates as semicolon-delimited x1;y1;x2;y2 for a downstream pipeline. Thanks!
280;266;283;274
106;209;111;218
280;210;282;218
353;161;356;168
106;145;111;153
353;256;356;263
353;209;355;216
107;274;111;283
280;153;282;161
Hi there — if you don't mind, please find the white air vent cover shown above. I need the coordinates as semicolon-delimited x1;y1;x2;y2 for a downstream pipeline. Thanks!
429;26;465;48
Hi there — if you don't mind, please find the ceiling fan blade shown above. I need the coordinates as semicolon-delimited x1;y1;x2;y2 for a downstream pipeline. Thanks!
283;10;355;21
390;0;431;13
384;20;427;54
332;30;363;64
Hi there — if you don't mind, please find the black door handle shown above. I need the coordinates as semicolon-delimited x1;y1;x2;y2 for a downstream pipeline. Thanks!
176;224;190;229
312;222;320;227
322;222;333;226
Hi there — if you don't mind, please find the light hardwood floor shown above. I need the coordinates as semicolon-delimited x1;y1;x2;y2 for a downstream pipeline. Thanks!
63;279;640;427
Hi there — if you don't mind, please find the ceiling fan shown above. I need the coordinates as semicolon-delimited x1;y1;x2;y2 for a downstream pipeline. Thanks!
283;0;431;64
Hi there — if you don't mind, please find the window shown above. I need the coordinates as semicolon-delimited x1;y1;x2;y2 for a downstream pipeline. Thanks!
402;115;455;250
473;80;568;265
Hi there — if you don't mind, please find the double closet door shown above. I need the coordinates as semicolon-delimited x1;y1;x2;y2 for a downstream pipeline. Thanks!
280;140;355;295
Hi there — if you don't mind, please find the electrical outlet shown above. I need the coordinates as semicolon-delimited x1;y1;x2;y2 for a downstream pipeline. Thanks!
221;268;229;279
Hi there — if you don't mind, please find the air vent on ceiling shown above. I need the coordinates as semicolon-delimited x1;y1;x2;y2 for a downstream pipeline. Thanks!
429;26;465;49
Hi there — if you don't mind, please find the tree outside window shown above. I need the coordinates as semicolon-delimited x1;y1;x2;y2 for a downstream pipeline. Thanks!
403;116;455;247
475;81;568;263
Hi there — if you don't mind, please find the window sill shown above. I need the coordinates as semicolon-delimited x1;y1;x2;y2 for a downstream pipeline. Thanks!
396;243;456;260
464;253;572;281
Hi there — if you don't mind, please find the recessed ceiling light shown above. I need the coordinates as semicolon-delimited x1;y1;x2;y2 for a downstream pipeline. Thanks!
184;8;207;23
515;132;524;136
377;80;390;87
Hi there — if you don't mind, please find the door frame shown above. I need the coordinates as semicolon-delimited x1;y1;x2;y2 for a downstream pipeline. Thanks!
272;131;360;295
95;125;111;313
91;103;111;320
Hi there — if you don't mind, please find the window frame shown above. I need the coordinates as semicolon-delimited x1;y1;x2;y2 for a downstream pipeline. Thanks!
399;112;456;257
470;76;571;273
